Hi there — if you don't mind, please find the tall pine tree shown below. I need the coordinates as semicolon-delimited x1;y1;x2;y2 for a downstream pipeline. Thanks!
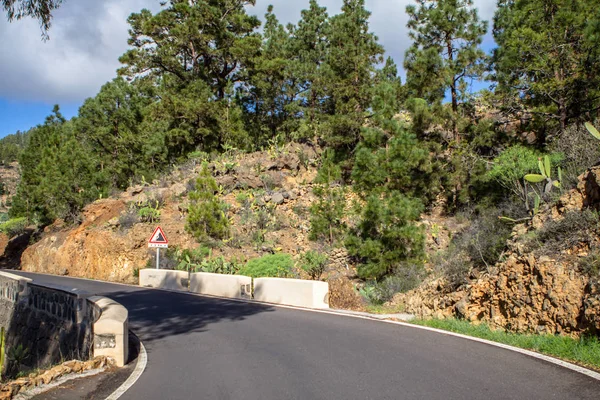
287;0;330;140
118;0;261;155
492;0;600;139
405;0;487;141
322;0;384;162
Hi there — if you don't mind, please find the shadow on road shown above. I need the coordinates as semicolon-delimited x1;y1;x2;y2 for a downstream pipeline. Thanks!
103;289;274;343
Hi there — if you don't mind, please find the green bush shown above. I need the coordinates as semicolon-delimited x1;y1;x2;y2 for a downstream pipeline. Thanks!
486;145;563;211
238;253;294;278
358;263;425;305
299;251;328;280
138;207;160;223
487;146;563;188
186;163;229;242
346;192;425;280
0;218;27;238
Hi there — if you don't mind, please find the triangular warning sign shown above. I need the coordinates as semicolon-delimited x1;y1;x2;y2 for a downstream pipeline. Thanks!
148;226;168;248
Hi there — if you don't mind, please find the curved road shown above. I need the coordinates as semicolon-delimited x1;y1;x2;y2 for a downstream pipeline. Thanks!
12;271;600;400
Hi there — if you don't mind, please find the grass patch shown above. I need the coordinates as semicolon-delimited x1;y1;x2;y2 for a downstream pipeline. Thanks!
365;304;406;315
411;318;600;370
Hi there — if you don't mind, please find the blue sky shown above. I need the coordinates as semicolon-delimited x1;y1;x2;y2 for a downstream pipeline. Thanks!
0;0;497;138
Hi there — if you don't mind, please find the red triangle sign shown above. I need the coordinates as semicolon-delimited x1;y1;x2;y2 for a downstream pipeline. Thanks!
148;226;169;248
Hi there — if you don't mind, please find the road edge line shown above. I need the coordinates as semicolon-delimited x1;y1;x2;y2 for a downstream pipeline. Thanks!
105;332;148;400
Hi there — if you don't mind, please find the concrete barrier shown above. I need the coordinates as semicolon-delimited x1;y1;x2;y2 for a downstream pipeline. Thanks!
254;278;329;309
88;296;129;367
190;272;252;299
139;269;189;291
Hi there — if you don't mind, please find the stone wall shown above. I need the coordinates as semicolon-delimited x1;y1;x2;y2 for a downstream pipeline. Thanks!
0;273;94;378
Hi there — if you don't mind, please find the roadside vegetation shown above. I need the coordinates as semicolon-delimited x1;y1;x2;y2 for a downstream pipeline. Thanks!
411;319;600;371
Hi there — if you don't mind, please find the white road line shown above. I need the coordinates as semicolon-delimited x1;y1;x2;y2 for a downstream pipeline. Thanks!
105;334;148;400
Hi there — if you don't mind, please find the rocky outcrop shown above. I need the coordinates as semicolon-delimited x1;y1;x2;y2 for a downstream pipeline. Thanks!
395;254;596;335
20;198;196;283
395;166;600;336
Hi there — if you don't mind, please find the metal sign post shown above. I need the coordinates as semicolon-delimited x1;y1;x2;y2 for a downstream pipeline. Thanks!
148;226;169;269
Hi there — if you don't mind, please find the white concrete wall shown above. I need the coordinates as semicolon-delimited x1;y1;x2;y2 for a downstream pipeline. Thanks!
88;296;129;367
190;272;252;299
139;269;189;291
254;278;329;309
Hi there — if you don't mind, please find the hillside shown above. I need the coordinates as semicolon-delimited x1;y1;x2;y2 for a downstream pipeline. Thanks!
11;144;365;310
0;145;595;338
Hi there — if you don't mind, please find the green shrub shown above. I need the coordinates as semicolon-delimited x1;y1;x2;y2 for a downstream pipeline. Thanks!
138;207;160;223
186;163;229;242
346;192;424;280
0;218;27;238
238;253;294;278
299;251;328;280
487;146;563;212
358;263;425;305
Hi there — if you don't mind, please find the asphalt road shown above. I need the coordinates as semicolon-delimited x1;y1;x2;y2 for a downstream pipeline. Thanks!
12;271;600;400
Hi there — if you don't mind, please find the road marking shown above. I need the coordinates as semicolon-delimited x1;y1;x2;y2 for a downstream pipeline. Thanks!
11;271;600;383
105;333;148;400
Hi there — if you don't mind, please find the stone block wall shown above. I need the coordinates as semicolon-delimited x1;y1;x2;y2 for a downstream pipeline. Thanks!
0;273;94;378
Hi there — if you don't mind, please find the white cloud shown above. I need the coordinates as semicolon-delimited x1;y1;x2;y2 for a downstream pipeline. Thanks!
0;0;496;104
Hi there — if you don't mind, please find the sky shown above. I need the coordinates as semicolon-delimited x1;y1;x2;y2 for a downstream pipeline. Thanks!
0;0;498;138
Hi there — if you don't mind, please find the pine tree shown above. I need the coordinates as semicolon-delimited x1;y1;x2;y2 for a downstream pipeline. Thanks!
346;76;429;279
118;0;260;154
2;0;62;37
77;78;154;189
309;150;346;245
322;0;384;160
345;192;425;280
11;106;107;224
287;0;330;139
186;163;229;243
405;0;488;141
242;5;296;145
492;0;600;139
